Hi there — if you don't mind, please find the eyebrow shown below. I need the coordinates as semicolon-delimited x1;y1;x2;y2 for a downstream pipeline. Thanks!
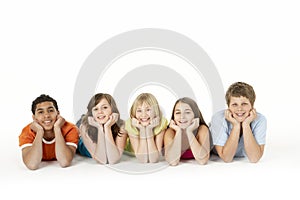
36;106;55;111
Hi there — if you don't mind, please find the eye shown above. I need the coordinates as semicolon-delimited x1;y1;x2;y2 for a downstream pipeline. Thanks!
175;111;180;115
231;103;237;107
49;108;55;112
37;111;43;114
92;108;98;111
103;106;108;109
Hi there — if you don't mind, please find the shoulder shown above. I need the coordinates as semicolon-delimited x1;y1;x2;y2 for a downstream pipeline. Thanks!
252;112;267;126
62;121;79;134
20;123;34;136
211;109;226;122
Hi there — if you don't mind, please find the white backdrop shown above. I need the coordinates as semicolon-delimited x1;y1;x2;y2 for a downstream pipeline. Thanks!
1;0;299;199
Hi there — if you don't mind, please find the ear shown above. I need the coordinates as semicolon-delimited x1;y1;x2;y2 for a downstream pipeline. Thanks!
32;114;35;121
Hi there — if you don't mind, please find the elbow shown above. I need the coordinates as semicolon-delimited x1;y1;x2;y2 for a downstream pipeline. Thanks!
196;158;209;165
25;163;39;170
165;156;180;166
248;157;261;163
59;159;72;168
108;156;121;165
168;160;179;166
222;157;234;163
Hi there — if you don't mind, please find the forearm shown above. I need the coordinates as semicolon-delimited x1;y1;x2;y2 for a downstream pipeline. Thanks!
146;128;159;163
165;130;182;166
104;128;122;164
94;128;107;164
22;132;43;170
54;128;74;167
186;130;209;165
135;128;148;163
220;126;240;162
243;124;263;163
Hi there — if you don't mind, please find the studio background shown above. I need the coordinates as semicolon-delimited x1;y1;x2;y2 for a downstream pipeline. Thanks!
1;1;299;200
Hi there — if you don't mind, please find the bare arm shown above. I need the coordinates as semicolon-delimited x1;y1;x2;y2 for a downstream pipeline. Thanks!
242;109;264;163
145;117;161;163
21;121;44;170
54;116;76;168
215;110;241;163
104;113;128;164
128;118;148;163
164;120;182;166
186;119;210;165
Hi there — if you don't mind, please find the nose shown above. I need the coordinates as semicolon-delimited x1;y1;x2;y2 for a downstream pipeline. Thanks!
44;111;50;118
141;110;147;117
237;105;242;111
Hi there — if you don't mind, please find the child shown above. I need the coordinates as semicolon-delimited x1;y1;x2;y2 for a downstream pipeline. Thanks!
125;93;168;163
210;82;267;163
164;97;210;166
19;94;79;170
77;93;128;164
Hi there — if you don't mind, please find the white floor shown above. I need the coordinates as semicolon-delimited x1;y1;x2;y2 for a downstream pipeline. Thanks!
2;134;299;200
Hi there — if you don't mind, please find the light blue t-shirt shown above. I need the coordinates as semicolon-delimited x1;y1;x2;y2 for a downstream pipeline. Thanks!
209;109;267;157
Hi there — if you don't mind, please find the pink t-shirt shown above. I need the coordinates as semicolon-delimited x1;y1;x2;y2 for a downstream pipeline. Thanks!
180;149;194;159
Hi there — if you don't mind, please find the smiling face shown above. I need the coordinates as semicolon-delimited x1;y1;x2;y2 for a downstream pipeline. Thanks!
135;102;154;127
32;101;59;131
228;96;252;122
91;98;112;124
173;102;195;129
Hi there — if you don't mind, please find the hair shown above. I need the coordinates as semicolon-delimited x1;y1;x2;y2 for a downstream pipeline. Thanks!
130;93;162;126
225;82;256;106
81;93;124;143
170;97;208;128
31;94;58;114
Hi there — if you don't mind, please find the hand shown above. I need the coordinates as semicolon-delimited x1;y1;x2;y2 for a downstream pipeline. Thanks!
225;109;239;126
104;113;119;129
148;116;160;129
53;115;66;129
186;118;199;133
88;116;102;129
30;121;44;134
79;124;94;143
169;120;180;132
131;118;143;129
243;108;257;126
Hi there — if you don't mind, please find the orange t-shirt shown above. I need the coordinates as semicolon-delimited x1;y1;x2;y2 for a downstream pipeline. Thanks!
19;121;79;161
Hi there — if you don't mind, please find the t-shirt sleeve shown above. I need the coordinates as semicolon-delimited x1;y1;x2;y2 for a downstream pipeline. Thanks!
252;114;267;145
64;123;79;148
209;111;229;146
19;124;35;149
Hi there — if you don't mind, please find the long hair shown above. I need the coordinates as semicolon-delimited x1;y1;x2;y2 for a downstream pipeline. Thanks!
170;97;208;128
129;93;162;127
81;93;124;143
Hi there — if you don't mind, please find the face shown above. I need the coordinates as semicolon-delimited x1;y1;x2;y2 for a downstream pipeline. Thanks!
173;102;195;129
228;96;252;122
135;102;154;127
92;98;112;124
32;101;59;131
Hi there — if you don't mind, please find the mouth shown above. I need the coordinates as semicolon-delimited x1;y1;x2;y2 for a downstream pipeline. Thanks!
97;115;106;120
178;120;188;124
235;112;246;118
139;118;150;124
43;120;53;126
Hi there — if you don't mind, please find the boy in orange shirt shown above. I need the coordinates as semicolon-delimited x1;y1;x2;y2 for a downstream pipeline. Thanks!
19;94;79;170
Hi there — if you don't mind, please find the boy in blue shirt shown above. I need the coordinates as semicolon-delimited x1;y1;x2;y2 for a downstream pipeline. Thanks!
210;82;267;163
